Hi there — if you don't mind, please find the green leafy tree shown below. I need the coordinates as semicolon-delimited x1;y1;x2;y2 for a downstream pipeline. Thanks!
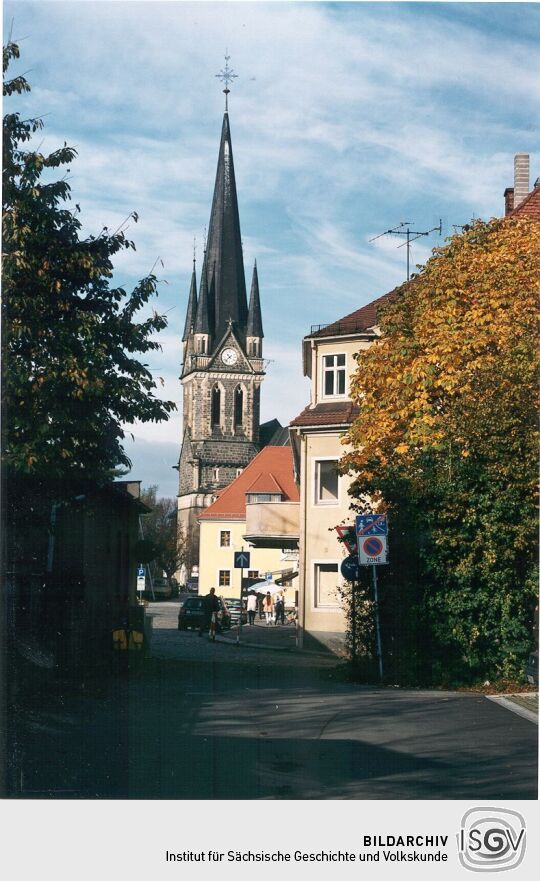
342;217;539;683
2;42;175;486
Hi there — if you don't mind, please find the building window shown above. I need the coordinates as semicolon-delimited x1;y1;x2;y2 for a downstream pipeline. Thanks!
249;340;259;357
247;570;259;579
212;467;220;483
246;492;282;504
220;531;231;548
197;337;206;354
314;562;340;608
219;570;231;588
322;353;346;397
211;384;221;428
236;468;243;477
234;385;243;432
314;460;339;504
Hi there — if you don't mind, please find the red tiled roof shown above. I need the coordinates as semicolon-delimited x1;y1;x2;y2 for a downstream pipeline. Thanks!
308;289;398;339
290;401;360;429
199;446;299;520
510;185;540;220
245;472;284;494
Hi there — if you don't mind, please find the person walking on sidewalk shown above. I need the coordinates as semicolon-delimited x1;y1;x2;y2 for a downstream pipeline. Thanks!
263;592;274;625
247;591;257;626
199;587;220;640
274;592;285;626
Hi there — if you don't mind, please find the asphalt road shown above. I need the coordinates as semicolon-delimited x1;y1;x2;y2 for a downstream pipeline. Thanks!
11;601;538;800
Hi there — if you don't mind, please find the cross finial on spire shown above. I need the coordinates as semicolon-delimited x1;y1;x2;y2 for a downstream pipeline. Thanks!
193;236;197;268
215;50;238;112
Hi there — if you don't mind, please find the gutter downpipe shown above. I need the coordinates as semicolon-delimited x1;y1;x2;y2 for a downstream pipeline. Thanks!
299;426;309;650
311;338;317;407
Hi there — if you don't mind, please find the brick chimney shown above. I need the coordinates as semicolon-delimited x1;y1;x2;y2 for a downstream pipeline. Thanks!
513;153;530;208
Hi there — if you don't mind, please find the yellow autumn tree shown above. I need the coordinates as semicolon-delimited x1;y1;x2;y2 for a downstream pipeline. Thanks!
342;215;539;682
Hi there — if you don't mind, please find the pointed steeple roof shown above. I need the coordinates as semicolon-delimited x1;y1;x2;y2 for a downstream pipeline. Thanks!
182;260;198;341
247;260;264;338
194;257;211;335
205;112;248;345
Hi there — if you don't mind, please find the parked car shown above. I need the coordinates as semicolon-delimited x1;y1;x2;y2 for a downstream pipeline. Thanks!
225;597;247;626
177;595;231;631
146;577;172;600
186;578;199;593
526;606;539;684
525;650;538;685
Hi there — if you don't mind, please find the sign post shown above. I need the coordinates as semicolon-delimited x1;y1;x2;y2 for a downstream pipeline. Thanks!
371;564;383;681
356;514;388;681
234;548;251;644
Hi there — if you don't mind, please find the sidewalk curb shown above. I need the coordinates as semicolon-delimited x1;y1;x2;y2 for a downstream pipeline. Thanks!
215;634;294;652
485;694;538;725
214;633;338;659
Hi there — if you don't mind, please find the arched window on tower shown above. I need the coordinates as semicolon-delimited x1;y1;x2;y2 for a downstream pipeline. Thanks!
234;385;243;433
211;384;221;429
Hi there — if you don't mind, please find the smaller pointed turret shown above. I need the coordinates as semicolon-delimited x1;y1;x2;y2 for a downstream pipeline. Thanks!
194;262;211;336
182;260;198;341
193;259;211;356
247;261;264;338
246;261;263;358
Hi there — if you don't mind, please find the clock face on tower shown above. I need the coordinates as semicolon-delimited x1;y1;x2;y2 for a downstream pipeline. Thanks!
221;347;238;366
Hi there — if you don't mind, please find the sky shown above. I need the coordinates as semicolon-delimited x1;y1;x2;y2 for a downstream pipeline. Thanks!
4;0;540;497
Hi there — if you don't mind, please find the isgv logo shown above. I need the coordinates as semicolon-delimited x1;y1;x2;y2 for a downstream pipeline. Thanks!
458;807;526;872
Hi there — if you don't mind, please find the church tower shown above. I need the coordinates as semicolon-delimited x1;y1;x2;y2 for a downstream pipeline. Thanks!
177;70;265;576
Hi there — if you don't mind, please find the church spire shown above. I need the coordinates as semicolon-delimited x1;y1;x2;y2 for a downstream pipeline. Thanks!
247;260;264;338
182;257;198;341
205;92;248;346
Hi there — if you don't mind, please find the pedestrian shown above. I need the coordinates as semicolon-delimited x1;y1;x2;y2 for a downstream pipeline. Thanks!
199;587;220;640
286;608;298;626
246;591;257;626
257;593;264;620
263;591;274;625
274;592;285;625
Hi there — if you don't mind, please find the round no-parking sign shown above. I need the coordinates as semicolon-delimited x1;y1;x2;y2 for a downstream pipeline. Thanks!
359;535;388;565
363;537;383;557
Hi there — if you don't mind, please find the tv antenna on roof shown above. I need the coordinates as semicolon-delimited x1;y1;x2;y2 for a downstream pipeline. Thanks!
370;219;442;281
